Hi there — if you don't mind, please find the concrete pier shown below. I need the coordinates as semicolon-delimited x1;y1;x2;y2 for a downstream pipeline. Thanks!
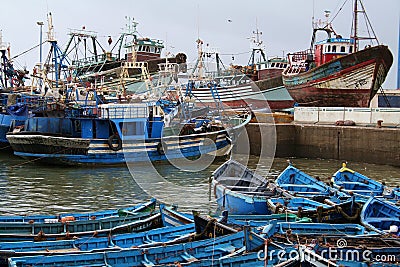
245;123;400;167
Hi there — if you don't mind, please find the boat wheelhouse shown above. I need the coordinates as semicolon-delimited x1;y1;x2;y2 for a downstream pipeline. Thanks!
125;37;164;62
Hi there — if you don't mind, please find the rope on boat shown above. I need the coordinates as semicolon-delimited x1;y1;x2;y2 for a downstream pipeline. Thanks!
9;147;71;168
211;222;217;267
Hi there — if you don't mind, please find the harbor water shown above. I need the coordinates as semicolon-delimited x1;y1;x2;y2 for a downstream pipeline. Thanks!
0;151;399;216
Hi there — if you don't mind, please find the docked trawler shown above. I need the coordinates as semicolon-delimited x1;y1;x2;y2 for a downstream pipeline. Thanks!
176;35;293;112
282;0;393;107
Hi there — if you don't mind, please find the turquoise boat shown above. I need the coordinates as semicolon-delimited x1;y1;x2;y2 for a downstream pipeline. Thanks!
332;162;386;196
0;221;195;263
360;197;400;235
0;198;156;223
267;197;361;223
275;162;349;202
211;159;291;215
8;230;245;267
159;204;193;227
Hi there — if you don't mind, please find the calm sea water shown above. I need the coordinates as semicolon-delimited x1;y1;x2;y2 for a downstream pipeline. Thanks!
0;151;399;216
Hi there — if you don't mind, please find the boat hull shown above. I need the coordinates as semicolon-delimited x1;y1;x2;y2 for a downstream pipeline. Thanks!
213;183;271;215
360;197;400;234
184;79;294;111
211;159;289;215
7;131;231;166
283;45;393;107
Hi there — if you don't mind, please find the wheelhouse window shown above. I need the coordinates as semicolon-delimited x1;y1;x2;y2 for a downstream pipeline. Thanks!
332;46;337;52
349;46;353;53
340;46;346;53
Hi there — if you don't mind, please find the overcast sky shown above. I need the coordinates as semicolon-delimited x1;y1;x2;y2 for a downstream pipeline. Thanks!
1;0;399;88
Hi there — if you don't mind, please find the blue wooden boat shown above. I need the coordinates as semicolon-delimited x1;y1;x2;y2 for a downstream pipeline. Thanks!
0;212;162;242
220;212;312;228
274;221;367;236
332;162;388;197
360;197;400;235
0;199;161;242
7;101;250;165
211;159;292;215
159;204;193;227
275;162;349;202
0;198;156;223
267;197;361;223
0;222;195;263
8;230;245;267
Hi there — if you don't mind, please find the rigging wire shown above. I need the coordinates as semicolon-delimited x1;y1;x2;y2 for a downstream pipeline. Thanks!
219;51;251;56
9;41;47;61
329;0;349;24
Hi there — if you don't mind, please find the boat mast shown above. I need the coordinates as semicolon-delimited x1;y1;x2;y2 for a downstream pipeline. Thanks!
350;0;379;51
248;24;266;66
352;0;358;52
0;31;9;88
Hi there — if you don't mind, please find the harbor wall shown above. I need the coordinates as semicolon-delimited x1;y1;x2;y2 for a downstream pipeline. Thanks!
245;123;400;167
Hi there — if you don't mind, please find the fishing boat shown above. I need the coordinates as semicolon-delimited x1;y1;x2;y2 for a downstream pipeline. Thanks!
0;199;161;242
275;162;349;202
332;162;385;196
0;198;156;223
360;197;400;235
211;159;291;215
7;93;250;165
0;212;162;242
8;230;245;267
178;35;294;112
0;221;195;263
331;162;398;199
159;204;194;227
282;0;393;107
267;197;361;223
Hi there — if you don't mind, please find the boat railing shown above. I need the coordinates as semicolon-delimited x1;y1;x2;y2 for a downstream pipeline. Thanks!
72;53;118;68
98;103;148;119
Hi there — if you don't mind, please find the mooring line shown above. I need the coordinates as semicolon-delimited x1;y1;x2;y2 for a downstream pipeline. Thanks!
9;147;70;168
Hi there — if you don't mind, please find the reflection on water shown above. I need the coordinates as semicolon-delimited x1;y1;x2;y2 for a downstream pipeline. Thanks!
0;152;399;215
